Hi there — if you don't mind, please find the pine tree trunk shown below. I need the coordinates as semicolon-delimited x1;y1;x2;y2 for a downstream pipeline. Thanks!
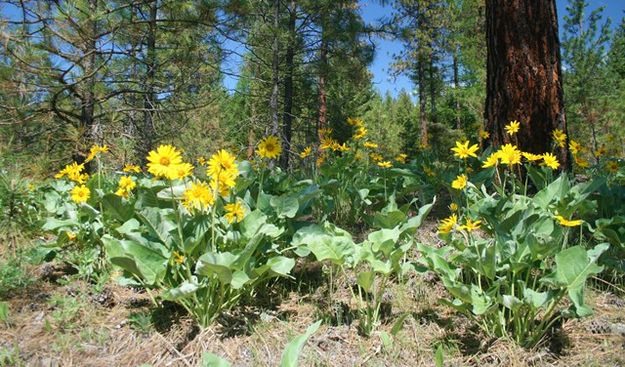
485;0;569;168
280;0;296;169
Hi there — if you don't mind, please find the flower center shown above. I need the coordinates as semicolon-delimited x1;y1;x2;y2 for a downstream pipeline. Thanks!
160;157;170;166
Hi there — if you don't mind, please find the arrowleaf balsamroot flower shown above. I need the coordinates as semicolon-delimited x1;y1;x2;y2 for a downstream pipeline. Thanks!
224;201;245;224
451;140;479;159
122;164;141;173
438;214;457;234
606;161;619;173
505;120;520;135
522;152;543;162
554;215;583;227
497;144;522;165
482;153;499;168
207;150;238;179
364;141;379;149
85;144;109;162
257;136;282;159
552;129;567;148
460;218;482;232
353;126;367;140
395;153;407;163
541;153;560;170
451;174;468;190
147;145;183;180
71;185;90;203
115;176;136;198
479;130;490;139
377;161;392;168
299;146;312;159
183;181;214;212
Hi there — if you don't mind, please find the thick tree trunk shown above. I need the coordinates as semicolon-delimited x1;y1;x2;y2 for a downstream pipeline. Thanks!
485;0;569;168
141;0;158;161
270;0;280;137
418;59;428;147
280;0;296;169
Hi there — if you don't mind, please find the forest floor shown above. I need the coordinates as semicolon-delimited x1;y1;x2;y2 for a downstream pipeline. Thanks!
1;223;625;367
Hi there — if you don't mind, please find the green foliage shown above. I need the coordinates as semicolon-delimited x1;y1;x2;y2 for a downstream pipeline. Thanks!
418;173;608;347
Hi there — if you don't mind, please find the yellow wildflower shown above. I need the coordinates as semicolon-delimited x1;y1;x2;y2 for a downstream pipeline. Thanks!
66;231;77;241
554;215;583;227
451;140;479;159
364;141;379;149
460;218;482;232
347;117;364;127
482;153;499;168
438;214;457;234
522;152;543;162
541;153;560;170
224;201;245;224
505;120;520;135
85;144;109;162
299;147;312;159
183;181;214;211
449;203;459;212
207;150;238;180
606;161;619;173
115;176;136;198
70;185;90;203
451;174;468;190
370;153;383;162
497;144;522;165
596;145;607;157
122;164;141;173
394;153;408;163
147;145;183;180
172;251;186;264
479;130;490;139
569;140;581;155
377;161;393;169
257;136;282;159
575;156;590;168
552;129;567;148
353;126;367;140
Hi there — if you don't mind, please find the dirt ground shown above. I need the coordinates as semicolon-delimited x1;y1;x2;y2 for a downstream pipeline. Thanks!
1;257;624;367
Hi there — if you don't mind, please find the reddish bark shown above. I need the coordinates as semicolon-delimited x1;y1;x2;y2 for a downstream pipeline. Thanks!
485;0;569;169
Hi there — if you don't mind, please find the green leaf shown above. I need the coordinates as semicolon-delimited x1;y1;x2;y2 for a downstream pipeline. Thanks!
201;352;232;367
101;193;134;222
545;244;608;316
400;198;435;234
373;211;406;229
356;271;375;292
280;320;322;367
162;279;199;301
435;345;444;367
195;252;238;284
42;217;77;231
271;194;299;219
102;235;168;285
292;224;354;265
137;207;177;246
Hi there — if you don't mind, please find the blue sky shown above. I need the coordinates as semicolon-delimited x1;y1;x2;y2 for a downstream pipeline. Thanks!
358;0;625;98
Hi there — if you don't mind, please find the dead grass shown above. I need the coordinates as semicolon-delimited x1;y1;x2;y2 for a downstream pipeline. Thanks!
1;254;624;366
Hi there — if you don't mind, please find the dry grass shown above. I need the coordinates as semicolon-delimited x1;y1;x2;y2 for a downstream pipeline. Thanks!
1;258;624;367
